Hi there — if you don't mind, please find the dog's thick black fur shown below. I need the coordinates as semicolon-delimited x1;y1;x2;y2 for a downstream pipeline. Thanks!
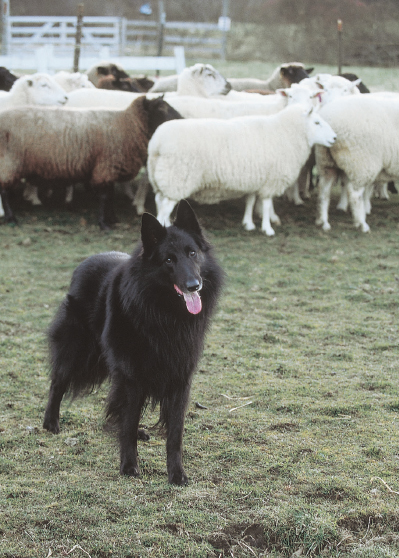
43;200;223;485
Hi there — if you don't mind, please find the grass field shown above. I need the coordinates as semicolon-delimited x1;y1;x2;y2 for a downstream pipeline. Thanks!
1;62;399;558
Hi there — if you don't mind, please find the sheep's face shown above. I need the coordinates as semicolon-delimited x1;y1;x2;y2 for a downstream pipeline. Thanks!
280;64;312;87
305;108;337;148
25;74;68;106
145;97;183;138
182;63;231;96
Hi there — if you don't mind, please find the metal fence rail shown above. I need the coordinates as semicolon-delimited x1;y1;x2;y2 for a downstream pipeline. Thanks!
7;16;225;58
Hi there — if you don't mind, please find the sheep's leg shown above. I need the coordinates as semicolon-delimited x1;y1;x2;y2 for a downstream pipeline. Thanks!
65;185;74;206
23;183;42;206
260;198;275;236
298;166;311;199
269;199;281;225
1;189;17;224
336;180;349;212
316;169;336;231
122;180;135;201
242;194;256;231
347;182;370;233
374;182;389;201
286;182;304;205
0;194;4;218
155;193;176;226
363;183;374;215
98;183;117;230
133;171;150;215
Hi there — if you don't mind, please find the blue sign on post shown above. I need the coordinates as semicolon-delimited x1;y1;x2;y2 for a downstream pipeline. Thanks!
140;3;152;16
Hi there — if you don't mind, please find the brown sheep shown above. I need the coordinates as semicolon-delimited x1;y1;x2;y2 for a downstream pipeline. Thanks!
0;96;182;229
96;74;145;92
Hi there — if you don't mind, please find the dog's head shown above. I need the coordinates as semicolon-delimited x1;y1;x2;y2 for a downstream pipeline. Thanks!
141;200;209;314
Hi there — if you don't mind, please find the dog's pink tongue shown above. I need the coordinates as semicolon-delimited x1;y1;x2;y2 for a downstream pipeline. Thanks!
174;285;202;314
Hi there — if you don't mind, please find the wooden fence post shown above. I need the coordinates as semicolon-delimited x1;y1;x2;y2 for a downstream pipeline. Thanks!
1;0;9;55
337;19;343;74
73;4;84;72
156;0;165;76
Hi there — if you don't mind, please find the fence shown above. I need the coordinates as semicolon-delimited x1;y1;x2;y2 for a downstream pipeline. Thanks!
0;44;186;74
5;16;226;59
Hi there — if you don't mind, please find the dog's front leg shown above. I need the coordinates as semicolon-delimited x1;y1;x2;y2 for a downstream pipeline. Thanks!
109;377;144;477
164;383;191;486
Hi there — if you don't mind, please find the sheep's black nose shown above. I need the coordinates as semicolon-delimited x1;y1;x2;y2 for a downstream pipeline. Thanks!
187;279;200;292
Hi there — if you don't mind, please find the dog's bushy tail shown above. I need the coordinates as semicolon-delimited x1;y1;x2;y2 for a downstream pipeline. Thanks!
48;294;108;399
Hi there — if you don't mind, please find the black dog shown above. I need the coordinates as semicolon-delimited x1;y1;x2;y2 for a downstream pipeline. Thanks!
43;200;224;485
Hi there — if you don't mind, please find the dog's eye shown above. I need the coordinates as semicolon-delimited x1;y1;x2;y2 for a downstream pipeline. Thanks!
165;257;173;265
189;250;197;258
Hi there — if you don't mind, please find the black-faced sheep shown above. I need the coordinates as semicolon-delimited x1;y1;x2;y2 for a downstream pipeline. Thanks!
86;61;130;86
96;74;144;92
215;62;314;93
0;66;18;91
0;96;182;229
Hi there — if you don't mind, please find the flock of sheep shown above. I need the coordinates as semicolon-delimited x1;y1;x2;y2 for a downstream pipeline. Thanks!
0;59;397;234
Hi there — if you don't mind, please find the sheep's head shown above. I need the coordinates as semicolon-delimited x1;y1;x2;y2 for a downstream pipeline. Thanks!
280;63;313;87
178;63;231;97
143;96;183;137
18;73;68;106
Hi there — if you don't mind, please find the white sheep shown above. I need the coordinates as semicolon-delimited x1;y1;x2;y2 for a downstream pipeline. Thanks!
66;63;231;109
165;86;320;119
148;104;336;236
130;86;321;215
53;71;95;92
0;73;68;110
150;62;312;94
226;62;312;92
149;63;230;95
315;95;399;232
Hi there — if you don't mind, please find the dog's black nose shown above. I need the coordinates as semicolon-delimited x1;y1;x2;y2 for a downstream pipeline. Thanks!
186;279;200;292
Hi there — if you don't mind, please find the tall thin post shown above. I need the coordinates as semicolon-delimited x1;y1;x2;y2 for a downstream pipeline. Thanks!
1;0;9;56
156;0;165;77
337;19;343;74
73;3;84;72
221;0;230;61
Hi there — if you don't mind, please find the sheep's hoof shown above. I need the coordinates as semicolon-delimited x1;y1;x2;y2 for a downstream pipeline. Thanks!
322;223;331;232
5;217;18;227
360;223;370;233
243;222;256;231
99;222;113;231
262;228;275;237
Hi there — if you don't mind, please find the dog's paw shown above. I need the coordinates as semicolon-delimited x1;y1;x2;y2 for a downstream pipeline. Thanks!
138;428;150;441
120;461;140;477
43;416;60;434
168;468;188;486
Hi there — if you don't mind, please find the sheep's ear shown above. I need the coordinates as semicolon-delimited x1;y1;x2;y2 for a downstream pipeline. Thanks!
141;212;167;254
174;200;202;236
276;88;289;97
97;66;110;76
351;78;362;88
306;67;314;75
303;105;314;116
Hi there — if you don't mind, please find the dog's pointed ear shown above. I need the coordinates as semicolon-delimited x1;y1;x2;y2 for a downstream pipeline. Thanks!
141;212;166;254
174;199;202;236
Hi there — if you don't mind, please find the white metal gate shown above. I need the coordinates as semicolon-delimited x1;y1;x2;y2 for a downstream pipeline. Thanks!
6;16;225;58
7;16;121;55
